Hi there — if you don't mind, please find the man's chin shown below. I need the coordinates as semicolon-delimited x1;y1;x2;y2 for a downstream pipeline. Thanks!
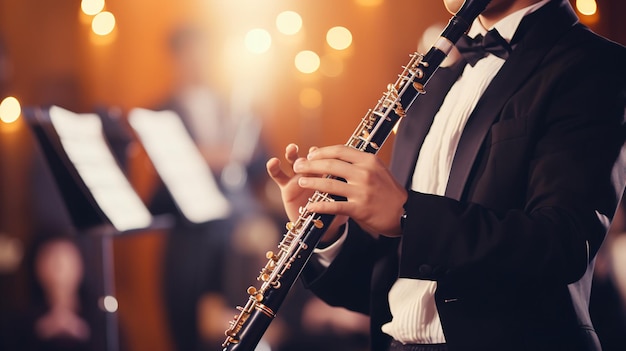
443;0;466;14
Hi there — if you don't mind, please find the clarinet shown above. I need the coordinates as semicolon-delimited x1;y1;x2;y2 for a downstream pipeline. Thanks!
223;1;491;349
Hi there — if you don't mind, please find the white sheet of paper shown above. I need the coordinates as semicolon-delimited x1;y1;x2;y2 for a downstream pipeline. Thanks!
128;108;231;223
49;105;153;232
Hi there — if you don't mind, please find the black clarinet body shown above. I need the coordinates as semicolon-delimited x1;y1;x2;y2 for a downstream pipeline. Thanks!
223;1;491;350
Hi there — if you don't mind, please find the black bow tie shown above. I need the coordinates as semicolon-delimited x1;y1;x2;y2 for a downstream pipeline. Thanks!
456;29;512;67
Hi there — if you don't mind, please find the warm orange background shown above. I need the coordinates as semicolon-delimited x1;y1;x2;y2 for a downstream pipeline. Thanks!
1;1;624;351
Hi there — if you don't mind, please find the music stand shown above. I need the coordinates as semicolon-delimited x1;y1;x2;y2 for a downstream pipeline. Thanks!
127;108;231;225
23;105;171;351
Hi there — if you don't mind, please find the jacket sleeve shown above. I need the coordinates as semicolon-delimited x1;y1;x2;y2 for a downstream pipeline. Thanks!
301;219;380;315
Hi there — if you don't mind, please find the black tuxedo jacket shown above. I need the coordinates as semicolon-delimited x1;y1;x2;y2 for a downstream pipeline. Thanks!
302;1;626;350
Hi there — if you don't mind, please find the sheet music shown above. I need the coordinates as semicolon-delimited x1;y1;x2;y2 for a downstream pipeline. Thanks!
48;105;153;232
128;108;231;224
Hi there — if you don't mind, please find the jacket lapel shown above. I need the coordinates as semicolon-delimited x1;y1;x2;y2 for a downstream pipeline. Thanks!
444;0;579;200
390;60;466;186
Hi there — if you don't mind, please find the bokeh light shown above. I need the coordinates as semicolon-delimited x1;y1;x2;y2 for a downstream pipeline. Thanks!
419;23;445;53
91;11;116;36
576;0;597;16
102;295;119;313
276;11;302;35
245;29;272;54
326;26;353;50
0;97;21;124
294;50;320;74
81;0;105;16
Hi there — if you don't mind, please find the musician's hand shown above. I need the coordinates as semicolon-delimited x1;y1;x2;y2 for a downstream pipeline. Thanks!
267;143;349;242
267;143;306;223
293;145;407;238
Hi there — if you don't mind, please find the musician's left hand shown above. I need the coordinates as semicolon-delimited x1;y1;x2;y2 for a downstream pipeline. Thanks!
293;145;407;238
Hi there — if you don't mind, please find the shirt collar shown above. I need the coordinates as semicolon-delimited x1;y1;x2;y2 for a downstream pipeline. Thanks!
467;0;550;42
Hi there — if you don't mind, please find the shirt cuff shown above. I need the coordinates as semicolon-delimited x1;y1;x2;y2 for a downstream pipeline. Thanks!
314;222;349;268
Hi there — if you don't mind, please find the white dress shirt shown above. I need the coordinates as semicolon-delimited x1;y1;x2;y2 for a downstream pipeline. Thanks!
316;0;550;345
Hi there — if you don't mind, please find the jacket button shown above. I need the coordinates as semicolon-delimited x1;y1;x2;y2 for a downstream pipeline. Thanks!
419;264;432;275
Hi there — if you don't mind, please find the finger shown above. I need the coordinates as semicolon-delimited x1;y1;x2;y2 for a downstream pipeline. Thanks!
298;176;352;200
266;157;291;187
306;197;356;218
285;143;300;164
307;145;366;164
294;157;357;181
306;199;382;237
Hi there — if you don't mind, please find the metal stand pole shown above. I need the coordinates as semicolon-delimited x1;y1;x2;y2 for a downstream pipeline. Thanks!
100;232;119;351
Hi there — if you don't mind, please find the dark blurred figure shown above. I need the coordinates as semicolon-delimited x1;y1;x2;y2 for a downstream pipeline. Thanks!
0;144;103;351
0;35;131;351
151;23;280;351
0;35;91;351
